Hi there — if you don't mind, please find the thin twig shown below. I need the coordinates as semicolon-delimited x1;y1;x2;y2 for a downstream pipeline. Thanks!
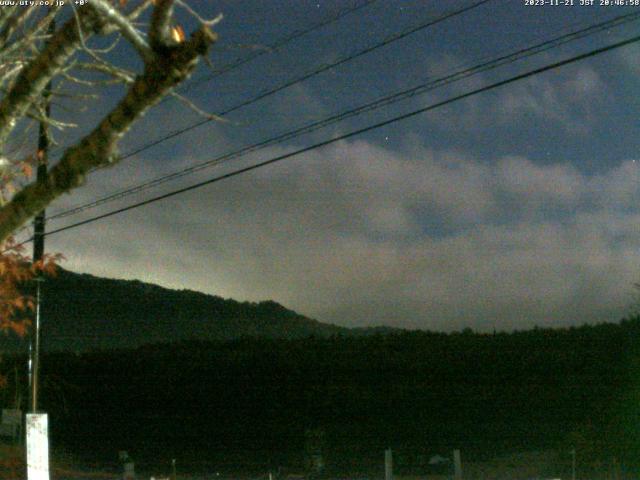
169;91;229;123
88;0;154;62
175;0;223;27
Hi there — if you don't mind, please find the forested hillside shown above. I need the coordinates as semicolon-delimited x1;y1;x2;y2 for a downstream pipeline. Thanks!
2;319;638;475
1;268;346;352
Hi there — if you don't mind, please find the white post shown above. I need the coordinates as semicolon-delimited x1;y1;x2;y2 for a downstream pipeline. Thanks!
123;460;135;480
453;449;462;480
26;413;50;480
385;448;393;480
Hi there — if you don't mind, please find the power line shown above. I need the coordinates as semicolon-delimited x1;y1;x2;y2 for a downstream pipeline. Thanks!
29;33;640;242
54;0;492;168
46;1;379;159
45;0;494;221
48;10;640;221
187;0;493;114
180;0;379;92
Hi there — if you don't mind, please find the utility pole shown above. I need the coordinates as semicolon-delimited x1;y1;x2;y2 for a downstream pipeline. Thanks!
26;16;55;480
29;12;54;415
29;80;50;413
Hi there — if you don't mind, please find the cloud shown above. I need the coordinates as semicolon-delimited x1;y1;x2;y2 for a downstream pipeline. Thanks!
48;136;640;332
497;155;584;208
411;51;607;136
588;159;640;209
489;65;605;134
618;42;640;76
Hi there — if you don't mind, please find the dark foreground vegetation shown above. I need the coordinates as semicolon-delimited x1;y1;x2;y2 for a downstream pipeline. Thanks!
2;317;640;477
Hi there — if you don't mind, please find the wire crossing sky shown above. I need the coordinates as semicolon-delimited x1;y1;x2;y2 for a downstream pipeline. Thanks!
33;31;639;239
47;10;640;222
52;0;493;170
36;0;640;332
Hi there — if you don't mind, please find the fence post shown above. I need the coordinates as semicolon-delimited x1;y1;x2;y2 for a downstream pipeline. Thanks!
453;449;462;480
385;448;393;480
119;451;135;480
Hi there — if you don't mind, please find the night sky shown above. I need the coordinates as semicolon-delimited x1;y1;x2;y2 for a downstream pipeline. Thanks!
26;0;640;331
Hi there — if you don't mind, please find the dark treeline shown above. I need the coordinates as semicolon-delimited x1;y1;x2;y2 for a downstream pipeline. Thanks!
2;318;640;474
32;268;347;352
0;268;350;354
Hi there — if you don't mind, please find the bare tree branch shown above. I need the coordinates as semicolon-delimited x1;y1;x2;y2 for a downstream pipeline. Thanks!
0;25;217;243
0;8;58;67
0;7;106;148
149;0;175;48
89;0;154;62
170;90;228;123
74;61;136;84
0;6;36;48
175;1;223;27
127;0;153;21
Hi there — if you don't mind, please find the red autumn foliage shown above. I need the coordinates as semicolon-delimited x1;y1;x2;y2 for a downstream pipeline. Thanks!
0;236;62;337
0;151;63;339
0;153;63;350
